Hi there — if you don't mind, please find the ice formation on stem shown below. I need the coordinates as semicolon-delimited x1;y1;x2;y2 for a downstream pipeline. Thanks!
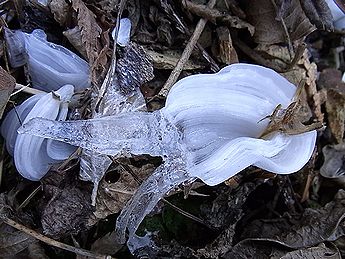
79;18;151;205
18;64;317;245
4;28;90;91
1;85;77;180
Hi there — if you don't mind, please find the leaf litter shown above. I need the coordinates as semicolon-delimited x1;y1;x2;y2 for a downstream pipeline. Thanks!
0;0;345;258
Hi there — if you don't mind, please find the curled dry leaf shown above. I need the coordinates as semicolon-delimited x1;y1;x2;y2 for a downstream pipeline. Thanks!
63;26;88;59
212;26;238;64
41;185;92;237
301;0;334;31
71;0;102;67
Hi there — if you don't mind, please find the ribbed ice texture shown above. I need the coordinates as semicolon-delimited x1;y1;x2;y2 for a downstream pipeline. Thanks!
1;85;77;180
4;29;90;91
18;64;317;247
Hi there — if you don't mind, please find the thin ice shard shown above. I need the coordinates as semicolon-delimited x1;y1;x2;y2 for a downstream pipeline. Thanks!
115;159;190;244
80;26;153;204
19;111;181;157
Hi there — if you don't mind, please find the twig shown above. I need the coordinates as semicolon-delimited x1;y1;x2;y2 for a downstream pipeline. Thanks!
158;0;217;97
12;83;47;96
3;218;113;259
159;1;219;72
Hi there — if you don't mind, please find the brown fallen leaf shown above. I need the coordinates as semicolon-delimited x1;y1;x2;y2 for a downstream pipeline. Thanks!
0;224;37;257
225;240;341;259
325;89;345;143
318;68;345;143
245;0;316;44
91;231;123;255
0;66;16;119
320;143;345;178
48;0;71;27
0;193;36;257
182;0;255;35
63;26;88;59
71;0;104;83
300;0;334;31
241;189;345;248
88;163;155;226
41;184;92;238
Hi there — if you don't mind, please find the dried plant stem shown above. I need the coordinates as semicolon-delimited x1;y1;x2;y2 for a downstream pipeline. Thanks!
13;83;46;96
3;218;113;259
158;0;217;97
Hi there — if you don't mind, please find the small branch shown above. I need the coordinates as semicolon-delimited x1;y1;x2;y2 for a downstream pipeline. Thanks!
158;0;217;97
3;218;113;259
12;83;47;96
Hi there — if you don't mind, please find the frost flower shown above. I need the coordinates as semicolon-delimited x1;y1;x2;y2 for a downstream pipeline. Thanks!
18;64;317;244
4;28;90;92
1;85;77;180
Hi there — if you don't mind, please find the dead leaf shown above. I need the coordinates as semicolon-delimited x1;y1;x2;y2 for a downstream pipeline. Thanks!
49;0;71;27
300;0;334;31
71;0;102;67
246;0;316;44
91;231;123;255
159;181;265;258
0;224;37;257
241;189;345;248
225;240;341;259
88;163;155;226
0;66;16;119
325;89;345;143
27;242;49;259
63;26;88;59
318;68;345;143
41;185;92;238
320;143;345;178
182;0;255;35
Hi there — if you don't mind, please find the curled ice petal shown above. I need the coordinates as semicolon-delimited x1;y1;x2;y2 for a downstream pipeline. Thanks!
5;29;90;91
4;28;27;68
46;85;77;160
13;85;76;180
1;94;43;155
18;64;317;244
